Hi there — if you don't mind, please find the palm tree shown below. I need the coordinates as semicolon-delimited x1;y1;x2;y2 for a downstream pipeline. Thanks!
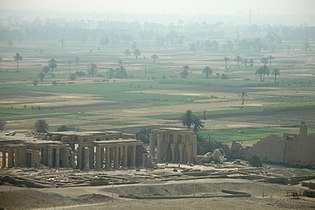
256;66;270;81
260;57;268;68
99;38;110;49
59;38;65;49
42;66;50;74
244;59;247;67
240;92;247;105
182;110;204;133
181;65;189;79
75;56;79;65
268;55;274;67
193;118;205;133
272;69;280;85
202;66;213;79
115;66;128;78
108;68;115;79
224;56;229;70
48;58;57;75
117;59;123;66
124;49;131;57
0;57;2;71
182;110;195;129
235;56;242;69
38;72;46;82
88;63;97;77
151;54;158;63
249;59;254;67
133;49;141;59
13;53;22;72
215;72;220;79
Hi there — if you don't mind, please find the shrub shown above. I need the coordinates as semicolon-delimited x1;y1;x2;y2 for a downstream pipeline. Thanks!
32;80;39;86
136;128;151;144
249;155;263;167
35;119;48;133
69;73;77;81
56;125;72;132
0;120;6;132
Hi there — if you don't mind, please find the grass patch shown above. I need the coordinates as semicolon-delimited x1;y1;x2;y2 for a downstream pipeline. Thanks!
199;127;300;142
263;102;315;112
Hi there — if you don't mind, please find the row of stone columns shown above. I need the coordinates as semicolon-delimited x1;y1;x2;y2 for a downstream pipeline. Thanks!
77;144;139;170
152;130;197;164
42;146;69;168
93;144;137;170
1;147;27;168
0;145;72;169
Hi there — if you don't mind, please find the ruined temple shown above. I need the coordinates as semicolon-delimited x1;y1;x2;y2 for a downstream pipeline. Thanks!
0;131;145;170
149;128;197;164
231;122;315;168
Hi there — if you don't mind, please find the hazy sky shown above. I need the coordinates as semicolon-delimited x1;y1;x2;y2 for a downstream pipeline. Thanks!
1;0;315;16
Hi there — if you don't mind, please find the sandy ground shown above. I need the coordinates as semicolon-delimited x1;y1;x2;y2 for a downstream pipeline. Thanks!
1;177;314;210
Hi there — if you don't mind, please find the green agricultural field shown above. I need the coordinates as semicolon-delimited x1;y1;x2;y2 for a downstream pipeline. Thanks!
1;39;315;142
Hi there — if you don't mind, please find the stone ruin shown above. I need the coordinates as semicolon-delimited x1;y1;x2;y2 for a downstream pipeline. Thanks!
149;128;197;164
195;148;225;165
0;131;146;170
231;122;315;168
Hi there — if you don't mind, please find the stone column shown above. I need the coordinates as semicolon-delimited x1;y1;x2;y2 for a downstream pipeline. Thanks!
149;130;156;157
156;133;163;163
114;146;119;169
8;148;14;168
105;147;110;169
55;147;60;168
1;150;6;168
32;150;41;168
192;135;197;159
61;147;70;168
40;147;46;165
69;149;75;168
95;146;101;170
131;145;136;168
137;145;144;168
89;145;94;169
17;147;26;167
77;146;82;169
178;143;184;163
14;148;20;167
170;143;176;163
123;146;128;168
100;147;105;169
47;147;53;168
84;147;90;170
187;144;193;163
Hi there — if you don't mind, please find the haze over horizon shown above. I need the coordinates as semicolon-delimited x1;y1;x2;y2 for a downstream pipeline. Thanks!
0;0;315;26
1;0;315;16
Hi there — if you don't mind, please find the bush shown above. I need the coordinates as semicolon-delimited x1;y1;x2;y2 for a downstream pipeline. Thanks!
0;120;6;132
35;119;48;133
69;73;77;81
136;128;151;144
32;79;39;86
249;155;263;167
56;125;71;132
74;71;86;77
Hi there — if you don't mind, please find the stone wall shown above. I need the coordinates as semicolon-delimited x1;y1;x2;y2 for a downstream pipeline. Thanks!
244;135;285;163
232;122;315;168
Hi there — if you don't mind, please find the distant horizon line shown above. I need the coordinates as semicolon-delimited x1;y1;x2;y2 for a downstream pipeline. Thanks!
1;9;315;26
